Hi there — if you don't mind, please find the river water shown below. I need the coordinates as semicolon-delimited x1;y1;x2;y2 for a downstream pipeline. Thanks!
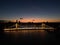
0;29;58;45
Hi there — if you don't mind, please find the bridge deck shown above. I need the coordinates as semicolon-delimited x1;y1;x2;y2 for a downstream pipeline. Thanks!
4;27;55;31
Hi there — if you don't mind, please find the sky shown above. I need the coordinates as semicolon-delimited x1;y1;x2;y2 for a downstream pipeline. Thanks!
0;0;60;22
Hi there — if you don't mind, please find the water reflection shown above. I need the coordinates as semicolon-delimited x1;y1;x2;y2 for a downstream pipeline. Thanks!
3;30;56;45
5;30;46;42
4;30;47;37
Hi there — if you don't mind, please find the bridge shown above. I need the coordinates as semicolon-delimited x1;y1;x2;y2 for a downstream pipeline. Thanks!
4;22;55;31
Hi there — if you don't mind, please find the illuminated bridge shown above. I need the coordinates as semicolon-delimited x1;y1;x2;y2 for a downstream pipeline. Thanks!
4;22;55;31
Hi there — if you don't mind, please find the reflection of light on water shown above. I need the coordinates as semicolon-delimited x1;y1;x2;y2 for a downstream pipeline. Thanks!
4;30;48;36
4;30;48;40
4;30;47;33
39;30;45;32
39;30;47;40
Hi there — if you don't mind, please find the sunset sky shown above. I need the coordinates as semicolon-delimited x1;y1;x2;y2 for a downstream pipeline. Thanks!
0;0;60;22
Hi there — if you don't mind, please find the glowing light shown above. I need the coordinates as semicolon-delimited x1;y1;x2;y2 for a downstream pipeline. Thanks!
5;18;60;22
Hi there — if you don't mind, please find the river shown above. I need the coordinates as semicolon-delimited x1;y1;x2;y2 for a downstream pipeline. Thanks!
0;29;58;45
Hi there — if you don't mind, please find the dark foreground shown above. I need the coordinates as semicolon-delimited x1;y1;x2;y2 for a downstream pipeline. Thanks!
0;29;60;45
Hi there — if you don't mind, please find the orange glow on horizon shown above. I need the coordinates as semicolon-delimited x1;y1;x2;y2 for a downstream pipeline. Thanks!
5;18;60;22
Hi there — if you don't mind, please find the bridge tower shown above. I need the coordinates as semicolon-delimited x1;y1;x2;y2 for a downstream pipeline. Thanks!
16;20;18;29
41;22;46;29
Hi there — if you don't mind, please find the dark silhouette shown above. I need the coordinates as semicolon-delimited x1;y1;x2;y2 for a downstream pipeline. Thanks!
0;23;4;32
